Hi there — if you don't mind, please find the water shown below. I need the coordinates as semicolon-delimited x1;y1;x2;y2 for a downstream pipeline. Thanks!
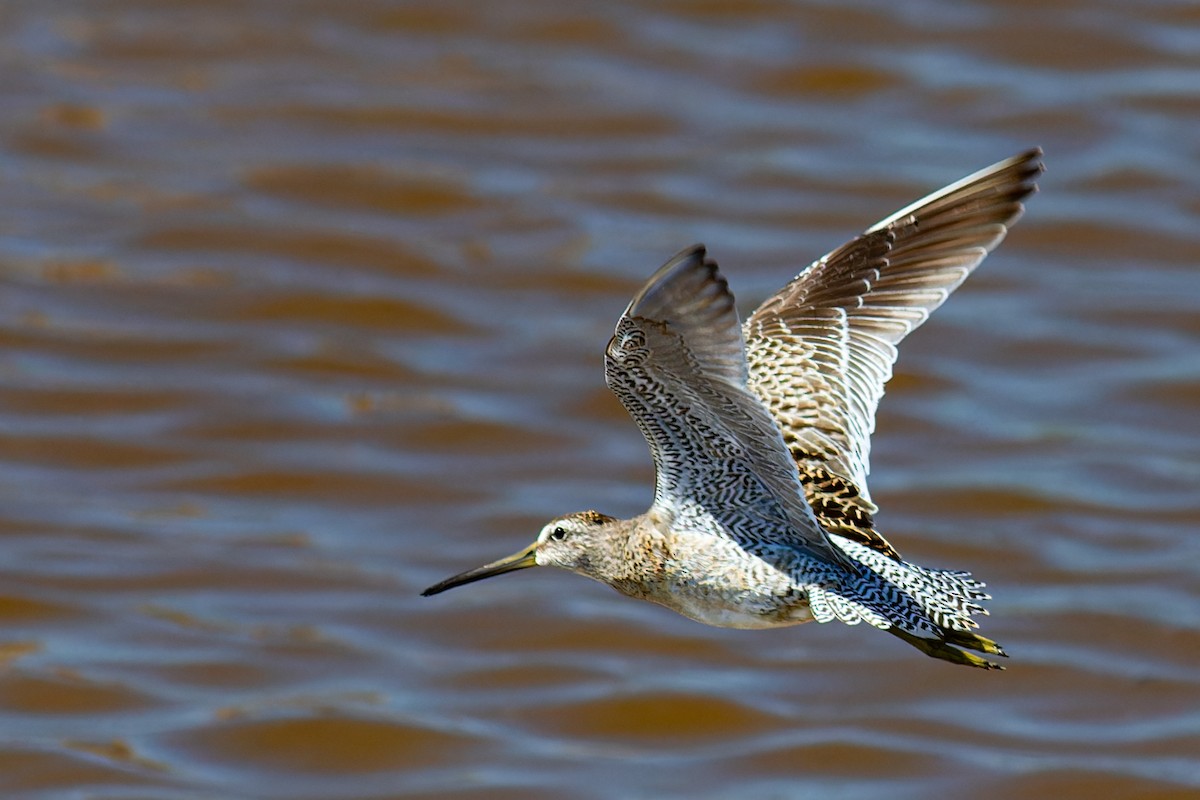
1;1;1198;798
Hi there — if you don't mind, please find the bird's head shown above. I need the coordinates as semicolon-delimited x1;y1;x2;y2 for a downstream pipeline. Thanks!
420;510;617;596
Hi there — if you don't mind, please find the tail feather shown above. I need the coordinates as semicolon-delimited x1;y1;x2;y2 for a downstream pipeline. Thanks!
811;536;1006;670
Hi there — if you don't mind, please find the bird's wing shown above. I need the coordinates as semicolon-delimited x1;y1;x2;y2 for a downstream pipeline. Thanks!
744;149;1043;557
606;245;842;562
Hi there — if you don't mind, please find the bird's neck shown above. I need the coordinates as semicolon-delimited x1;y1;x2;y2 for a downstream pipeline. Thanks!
585;512;671;598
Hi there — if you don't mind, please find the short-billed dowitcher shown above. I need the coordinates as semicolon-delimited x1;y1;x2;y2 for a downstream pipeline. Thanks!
423;149;1043;669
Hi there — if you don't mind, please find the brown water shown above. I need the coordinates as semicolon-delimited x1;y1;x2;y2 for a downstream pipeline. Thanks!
1;1;1198;798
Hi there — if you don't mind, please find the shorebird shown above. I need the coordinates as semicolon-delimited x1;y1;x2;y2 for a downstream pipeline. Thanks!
423;149;1042;669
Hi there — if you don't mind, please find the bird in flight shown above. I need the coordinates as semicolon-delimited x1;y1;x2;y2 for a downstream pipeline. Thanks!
423;149;1043;669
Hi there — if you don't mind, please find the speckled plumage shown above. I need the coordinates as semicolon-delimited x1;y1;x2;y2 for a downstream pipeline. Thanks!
423;149;1043;670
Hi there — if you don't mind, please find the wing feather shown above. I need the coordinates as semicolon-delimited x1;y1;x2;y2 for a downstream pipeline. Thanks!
744;149;1043;558
606;246;841;562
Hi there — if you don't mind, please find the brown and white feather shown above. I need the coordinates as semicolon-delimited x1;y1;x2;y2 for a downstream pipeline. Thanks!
744;148;1044;559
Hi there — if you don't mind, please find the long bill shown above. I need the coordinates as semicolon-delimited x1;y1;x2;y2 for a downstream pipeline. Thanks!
420;542;539;597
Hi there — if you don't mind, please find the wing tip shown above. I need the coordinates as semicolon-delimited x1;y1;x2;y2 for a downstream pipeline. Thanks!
865;147;1045;235
1009;145;1045;197
626;243;736;328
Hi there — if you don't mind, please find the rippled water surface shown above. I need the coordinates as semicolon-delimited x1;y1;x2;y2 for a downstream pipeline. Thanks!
1;1;1198;798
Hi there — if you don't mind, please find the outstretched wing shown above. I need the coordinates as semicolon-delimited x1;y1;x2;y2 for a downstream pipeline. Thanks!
744;149;1043;558
606;246;841;562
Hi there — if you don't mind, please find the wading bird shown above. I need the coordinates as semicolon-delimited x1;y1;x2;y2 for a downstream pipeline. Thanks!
423;150;1042;669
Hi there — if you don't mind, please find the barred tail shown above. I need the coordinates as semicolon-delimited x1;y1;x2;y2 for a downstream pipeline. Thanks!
809;537;1007;670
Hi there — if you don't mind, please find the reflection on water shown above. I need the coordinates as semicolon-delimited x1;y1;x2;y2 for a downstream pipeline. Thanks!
1;1;1198;798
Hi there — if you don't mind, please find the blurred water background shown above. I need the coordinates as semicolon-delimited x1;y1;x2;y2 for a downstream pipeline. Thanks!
0;1;1198;798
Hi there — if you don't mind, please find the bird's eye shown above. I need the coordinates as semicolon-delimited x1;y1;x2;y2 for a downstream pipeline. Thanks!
550;526;567;541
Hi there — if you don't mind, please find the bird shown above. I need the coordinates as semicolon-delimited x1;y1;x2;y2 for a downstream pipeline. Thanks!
422;149;1043;669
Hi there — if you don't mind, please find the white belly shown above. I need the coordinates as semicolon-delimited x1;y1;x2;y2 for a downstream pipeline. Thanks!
666;593;815;629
